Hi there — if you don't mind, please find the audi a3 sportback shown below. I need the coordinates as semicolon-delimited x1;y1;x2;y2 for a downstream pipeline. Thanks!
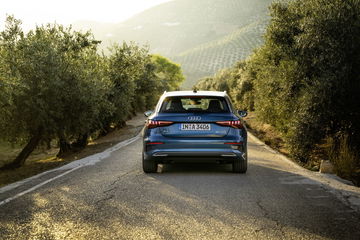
142;90;248;173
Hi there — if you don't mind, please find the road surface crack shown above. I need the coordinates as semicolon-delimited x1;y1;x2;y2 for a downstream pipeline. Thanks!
256;200;269;218
255;200;286;236
95;194;115;204
95;170;138;205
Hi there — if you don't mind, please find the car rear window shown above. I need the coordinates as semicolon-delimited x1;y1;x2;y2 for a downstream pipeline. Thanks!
160;96;230;113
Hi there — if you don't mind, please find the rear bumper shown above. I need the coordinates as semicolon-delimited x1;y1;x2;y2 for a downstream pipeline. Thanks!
144;148;246;164
143;128;247;164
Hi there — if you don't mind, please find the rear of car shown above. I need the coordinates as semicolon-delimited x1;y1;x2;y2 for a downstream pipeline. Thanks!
142;91;247;173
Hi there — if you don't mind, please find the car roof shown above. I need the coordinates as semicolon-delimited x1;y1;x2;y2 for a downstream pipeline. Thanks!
162;91;228;97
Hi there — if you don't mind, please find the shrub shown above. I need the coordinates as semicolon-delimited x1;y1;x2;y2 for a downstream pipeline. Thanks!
329;135;360;186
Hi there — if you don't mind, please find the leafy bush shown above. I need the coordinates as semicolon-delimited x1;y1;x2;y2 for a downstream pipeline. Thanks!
256;0;360;162
194;0;360;175
328;135;360;185
106;42;149;126
194;60;255;111
0;16;185;168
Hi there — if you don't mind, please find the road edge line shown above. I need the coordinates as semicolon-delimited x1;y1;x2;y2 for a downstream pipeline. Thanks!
0;132;141;198
0;166;82;206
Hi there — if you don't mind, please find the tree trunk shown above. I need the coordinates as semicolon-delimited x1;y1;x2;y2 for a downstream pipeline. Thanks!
46;138;51;150
99;122;113;137
117;121;126;129
1;131;42;169
72;134;88;149
57;137;72;157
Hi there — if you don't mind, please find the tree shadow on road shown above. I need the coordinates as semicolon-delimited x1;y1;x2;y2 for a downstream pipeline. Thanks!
1;160;360;239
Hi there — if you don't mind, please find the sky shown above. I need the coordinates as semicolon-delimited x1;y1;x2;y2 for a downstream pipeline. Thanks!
0;0;171;31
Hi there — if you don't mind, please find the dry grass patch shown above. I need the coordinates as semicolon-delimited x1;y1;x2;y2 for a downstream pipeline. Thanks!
245;112;360;186
245;112;287;153
244;112;321;171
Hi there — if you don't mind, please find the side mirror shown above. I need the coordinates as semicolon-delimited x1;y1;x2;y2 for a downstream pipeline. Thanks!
237;110;248;118
144;110;154;117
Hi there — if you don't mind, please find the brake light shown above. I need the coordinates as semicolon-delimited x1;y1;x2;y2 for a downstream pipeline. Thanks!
225;141;244;150
146;120;174;129
216;120;244;129
146;142;164;145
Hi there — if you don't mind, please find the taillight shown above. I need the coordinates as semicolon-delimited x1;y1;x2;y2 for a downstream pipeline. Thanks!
216;120;244;129
146;120;174;129
225;142;244;150
146;142;164;145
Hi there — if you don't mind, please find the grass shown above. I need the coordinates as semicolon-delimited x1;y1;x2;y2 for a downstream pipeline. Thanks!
245;112;321;171
0;141;22;167
328;135;360;186
0;142;66;187
0;114;145;188
245;112;287;152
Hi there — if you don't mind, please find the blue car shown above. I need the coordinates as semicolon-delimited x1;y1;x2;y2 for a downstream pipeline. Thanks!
142;90;248;173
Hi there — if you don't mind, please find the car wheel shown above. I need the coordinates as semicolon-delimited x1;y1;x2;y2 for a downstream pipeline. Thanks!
233;159;247;173
142;154;157;173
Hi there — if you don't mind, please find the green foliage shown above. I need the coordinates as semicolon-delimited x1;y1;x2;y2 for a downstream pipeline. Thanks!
0;17;107;144
195;77;216;91
134;57;158;111
194;60;255;111
256;0;360;161
151;54;185;91
137;54;185;110
106;42;149;124
0;16;185;167
195;0;360;169
328;135;360;184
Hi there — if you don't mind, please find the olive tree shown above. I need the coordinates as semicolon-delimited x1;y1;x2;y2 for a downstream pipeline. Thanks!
0;17;109;167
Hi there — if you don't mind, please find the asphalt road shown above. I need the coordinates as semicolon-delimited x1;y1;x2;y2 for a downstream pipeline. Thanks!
1;132;360;240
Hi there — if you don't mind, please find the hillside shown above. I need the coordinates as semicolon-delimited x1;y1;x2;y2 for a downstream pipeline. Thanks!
73;0;273;88
173;19;268;88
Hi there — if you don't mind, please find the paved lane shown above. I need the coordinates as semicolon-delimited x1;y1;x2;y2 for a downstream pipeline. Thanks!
1;134;360;239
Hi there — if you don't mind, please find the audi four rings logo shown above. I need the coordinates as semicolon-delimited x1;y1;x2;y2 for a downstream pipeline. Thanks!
188;116;201;121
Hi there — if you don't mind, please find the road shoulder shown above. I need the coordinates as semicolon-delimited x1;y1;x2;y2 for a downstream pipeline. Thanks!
0;114;146;190
248;132;360;213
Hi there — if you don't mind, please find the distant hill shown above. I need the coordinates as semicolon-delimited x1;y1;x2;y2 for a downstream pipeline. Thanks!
73;0;273;88
172;19;268;88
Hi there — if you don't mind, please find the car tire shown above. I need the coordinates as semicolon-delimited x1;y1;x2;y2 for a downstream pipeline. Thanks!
233;159;247;173
142;154;157;173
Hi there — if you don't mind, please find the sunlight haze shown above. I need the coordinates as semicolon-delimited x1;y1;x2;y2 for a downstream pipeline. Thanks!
0;0;171;31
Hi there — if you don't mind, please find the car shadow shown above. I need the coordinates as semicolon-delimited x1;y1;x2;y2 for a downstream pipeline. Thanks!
159;162;233;173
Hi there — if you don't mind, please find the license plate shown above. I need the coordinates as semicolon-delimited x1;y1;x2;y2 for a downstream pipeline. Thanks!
181;123;210;131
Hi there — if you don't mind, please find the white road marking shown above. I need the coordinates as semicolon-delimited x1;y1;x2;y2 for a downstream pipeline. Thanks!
0;133;141;206
0;166;81;206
